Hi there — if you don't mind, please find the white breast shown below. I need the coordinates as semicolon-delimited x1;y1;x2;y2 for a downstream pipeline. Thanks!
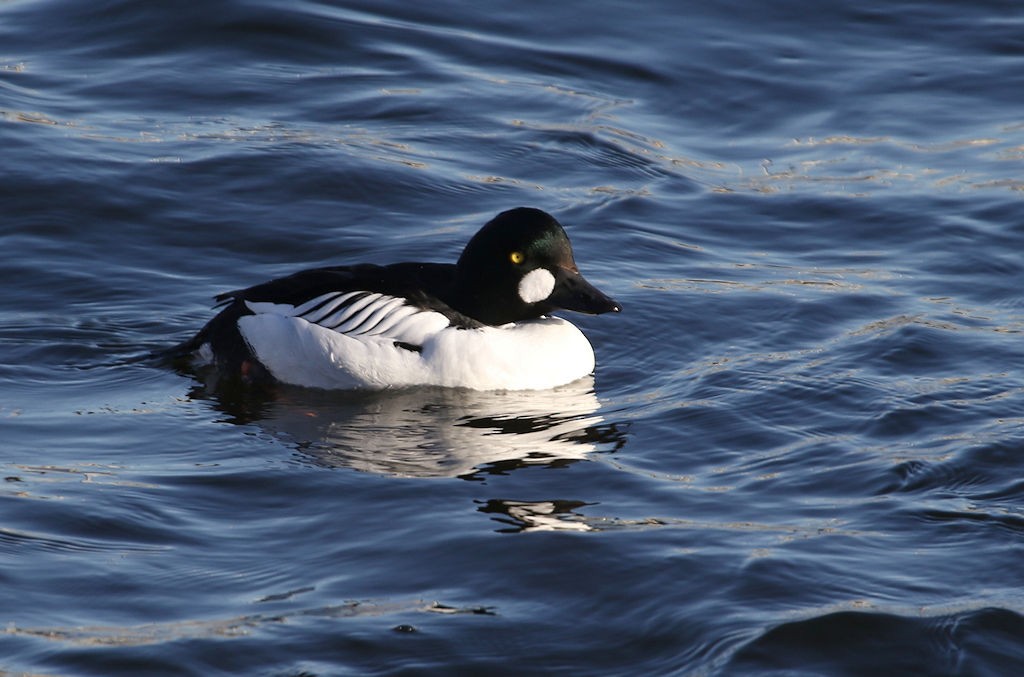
236;294;597;391
424;318;596;390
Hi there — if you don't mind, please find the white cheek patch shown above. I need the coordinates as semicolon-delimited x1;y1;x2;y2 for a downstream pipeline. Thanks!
518;268;556;304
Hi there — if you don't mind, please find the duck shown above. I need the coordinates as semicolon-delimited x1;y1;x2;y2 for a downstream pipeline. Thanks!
173;207;621;390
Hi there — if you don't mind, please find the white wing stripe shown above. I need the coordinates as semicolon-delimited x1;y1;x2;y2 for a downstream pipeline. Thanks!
331;300;387;333
298;297;344;323
320;293;382;328
349;297;406;335
248;290;452;347
298;291;366;323
363;303;419;336
301;291;368;323
291;291;344;318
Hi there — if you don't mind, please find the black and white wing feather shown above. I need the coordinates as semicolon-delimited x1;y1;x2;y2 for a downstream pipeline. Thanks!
245;290;451;349
172;262;482;381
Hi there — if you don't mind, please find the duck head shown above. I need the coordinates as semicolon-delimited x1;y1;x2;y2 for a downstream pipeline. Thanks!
454;207;621;326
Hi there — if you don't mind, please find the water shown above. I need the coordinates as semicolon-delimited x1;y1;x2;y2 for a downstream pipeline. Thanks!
2;0;1023;674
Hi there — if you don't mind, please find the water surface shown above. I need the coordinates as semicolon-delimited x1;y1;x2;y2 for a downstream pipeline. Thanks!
2;0;1023;674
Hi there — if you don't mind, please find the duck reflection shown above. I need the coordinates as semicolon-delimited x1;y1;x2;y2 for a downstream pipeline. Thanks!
188;376;628;479
477;499;596;532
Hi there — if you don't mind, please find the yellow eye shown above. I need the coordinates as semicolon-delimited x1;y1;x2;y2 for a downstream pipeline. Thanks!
510;251;525;265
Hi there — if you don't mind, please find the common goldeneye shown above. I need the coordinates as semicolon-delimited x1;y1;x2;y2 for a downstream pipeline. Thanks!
174;207;621;390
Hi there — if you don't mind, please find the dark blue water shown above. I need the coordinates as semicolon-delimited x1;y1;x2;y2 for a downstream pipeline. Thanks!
3;0;1024;674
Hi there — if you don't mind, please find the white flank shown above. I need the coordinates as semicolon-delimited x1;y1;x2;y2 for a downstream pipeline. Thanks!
425;317;596;390
238;291;597;390
517;268;556;304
